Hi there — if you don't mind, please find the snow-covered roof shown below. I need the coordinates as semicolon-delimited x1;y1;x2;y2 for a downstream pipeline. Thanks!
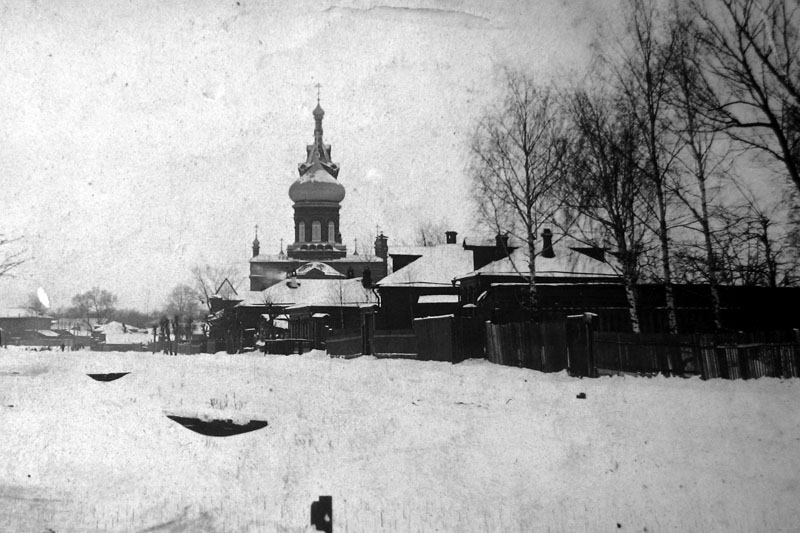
388;245;430;257
0;307;51;318
295;262;345;278
240;278;378;308
378;244;475;287
457;245;619;280
93;321;151;345
36;329;60;337
418;294;460;304
250;254;383;263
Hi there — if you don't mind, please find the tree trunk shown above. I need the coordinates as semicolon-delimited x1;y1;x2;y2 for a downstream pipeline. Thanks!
527;225;538;321
623;274;641;334
656;185;678;334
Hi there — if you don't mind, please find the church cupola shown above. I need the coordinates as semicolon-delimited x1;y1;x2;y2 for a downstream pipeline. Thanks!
252;225;260;257
286;92;348;260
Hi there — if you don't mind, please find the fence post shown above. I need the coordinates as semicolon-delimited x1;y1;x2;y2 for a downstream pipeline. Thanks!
794;329;800;378
566;313;596;378
693;335;708;380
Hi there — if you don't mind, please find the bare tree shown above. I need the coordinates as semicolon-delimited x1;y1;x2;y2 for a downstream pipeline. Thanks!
667;9;737;330
163;284;202;322
414;218;450;247
712;183;798;286
72;287;118;328
565;86;654;332
614;0;684;333
692;0;800;194
192;264;244;311
469;68;572;318
0;235;25;278
23;291;49;316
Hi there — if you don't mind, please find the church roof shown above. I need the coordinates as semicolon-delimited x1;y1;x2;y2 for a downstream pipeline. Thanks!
291;99;342;203
295;261;345;278
239;278;377;308
250;254;383;263
288;164;345;203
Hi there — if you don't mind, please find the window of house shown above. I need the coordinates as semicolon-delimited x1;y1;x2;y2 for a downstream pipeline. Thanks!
312;220;321;242
328;221;335;242
298;221;305;243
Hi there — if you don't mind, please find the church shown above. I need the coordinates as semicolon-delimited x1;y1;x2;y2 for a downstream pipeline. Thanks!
248;98;387;290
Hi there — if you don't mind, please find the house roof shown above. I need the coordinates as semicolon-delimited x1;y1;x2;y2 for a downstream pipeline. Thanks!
0;307;52;319
239;278;378;308
388;245;431;257
457;245;619;280
378;244;476;287
93;321;151;344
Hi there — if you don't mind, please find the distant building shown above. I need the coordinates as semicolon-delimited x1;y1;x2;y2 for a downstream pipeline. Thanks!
0;307;76;348
91;320;152;351
210;98;389;352
248;100;387;291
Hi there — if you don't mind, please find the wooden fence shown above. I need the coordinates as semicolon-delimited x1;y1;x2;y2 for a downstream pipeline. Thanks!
484;321;568;372
326;328;363;357
413;316;483;363
593;329;800;379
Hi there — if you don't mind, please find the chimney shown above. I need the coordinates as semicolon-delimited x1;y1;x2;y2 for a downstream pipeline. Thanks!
495;233;509;251
374;232;388;261
445;231;458;244
541;228;555;258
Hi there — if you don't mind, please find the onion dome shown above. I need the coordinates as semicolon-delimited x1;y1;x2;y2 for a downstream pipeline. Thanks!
289;165;345;203
291;98;344;203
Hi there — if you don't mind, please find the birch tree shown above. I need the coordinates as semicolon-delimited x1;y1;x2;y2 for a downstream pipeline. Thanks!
667;10;736;330
566;87;654;333
615;0;684;333
470;69;571;318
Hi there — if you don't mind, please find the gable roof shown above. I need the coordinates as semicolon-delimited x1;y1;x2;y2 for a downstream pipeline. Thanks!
457;245;619;280
239;278;377;308
377;244;476;287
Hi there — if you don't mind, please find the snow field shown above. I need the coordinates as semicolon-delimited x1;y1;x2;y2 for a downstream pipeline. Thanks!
1;348;799;532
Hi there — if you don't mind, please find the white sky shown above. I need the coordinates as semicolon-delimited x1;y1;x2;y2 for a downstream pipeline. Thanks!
0;0;613;311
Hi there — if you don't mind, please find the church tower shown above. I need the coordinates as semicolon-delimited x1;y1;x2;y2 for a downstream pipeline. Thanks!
286;99;348;260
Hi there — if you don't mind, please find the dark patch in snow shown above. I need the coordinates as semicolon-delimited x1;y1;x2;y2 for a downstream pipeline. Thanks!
87;372;129;382
166;415;268;437
576;392;586;399
310;495;332;533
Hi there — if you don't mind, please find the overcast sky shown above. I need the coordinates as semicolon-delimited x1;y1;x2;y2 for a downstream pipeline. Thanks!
0;0;615;312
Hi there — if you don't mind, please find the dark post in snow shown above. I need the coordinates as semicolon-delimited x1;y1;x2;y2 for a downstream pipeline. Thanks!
310;495;332;533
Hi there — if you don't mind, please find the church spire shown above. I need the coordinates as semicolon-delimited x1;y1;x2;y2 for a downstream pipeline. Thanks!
298;86;339;178
252;224;260;257
313;83;324;143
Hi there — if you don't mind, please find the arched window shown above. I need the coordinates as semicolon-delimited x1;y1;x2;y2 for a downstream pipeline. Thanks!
298;221;306;243
328;221;336;242
312;220;322;242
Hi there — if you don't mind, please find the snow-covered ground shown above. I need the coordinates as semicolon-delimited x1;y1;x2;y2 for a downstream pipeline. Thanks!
1;347;799;532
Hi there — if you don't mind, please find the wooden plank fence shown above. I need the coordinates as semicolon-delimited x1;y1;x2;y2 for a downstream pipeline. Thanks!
414;316;483;363
594;330;800;379
484;321;567;372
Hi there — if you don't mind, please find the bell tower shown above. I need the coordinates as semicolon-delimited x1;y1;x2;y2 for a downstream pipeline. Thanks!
286;95;347;260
